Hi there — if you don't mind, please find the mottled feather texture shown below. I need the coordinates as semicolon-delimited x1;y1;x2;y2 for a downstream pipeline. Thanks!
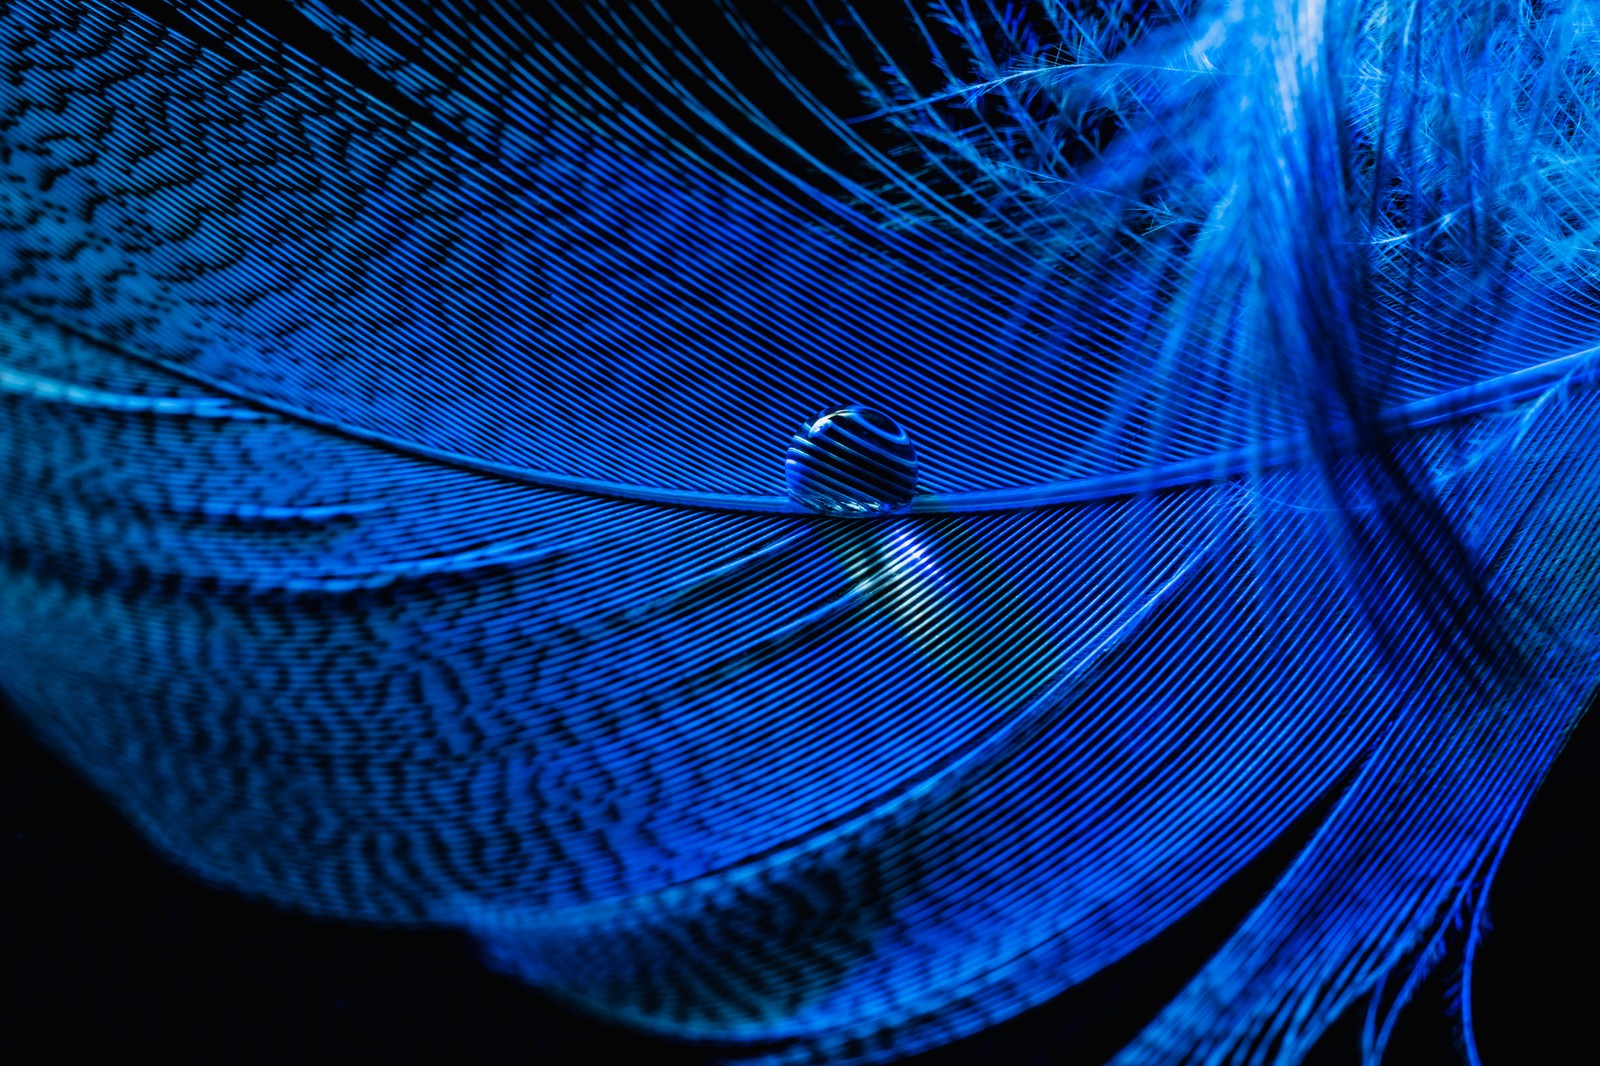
2;1;1598;1063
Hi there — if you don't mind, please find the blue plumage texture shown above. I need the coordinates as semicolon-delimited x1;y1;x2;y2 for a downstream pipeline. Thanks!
1;1;1597;1062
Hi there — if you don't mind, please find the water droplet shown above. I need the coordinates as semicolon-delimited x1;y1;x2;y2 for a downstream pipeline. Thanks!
785;406;919;516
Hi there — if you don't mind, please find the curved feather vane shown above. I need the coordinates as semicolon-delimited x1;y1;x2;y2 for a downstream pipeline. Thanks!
2;1;1597;1062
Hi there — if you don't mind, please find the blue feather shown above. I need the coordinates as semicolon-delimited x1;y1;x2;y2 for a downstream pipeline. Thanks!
2;1;1597;1062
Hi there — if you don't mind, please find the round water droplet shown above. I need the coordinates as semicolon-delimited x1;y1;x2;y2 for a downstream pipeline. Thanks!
785;406;919;516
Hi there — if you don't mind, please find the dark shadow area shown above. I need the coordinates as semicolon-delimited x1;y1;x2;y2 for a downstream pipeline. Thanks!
0;709;711;1064
1304;697;1600;1066
1469;692;1599;1065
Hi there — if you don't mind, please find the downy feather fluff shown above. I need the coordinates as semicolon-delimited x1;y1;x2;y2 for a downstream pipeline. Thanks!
1;0;1597;1062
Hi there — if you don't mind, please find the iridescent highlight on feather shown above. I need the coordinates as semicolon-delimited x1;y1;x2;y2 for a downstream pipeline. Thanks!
1;1;1598;1064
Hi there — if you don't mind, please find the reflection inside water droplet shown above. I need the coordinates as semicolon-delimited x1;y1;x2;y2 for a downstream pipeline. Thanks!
785;406;919;516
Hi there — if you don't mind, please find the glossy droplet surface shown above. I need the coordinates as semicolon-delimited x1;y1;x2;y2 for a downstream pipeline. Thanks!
785;406;919;516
